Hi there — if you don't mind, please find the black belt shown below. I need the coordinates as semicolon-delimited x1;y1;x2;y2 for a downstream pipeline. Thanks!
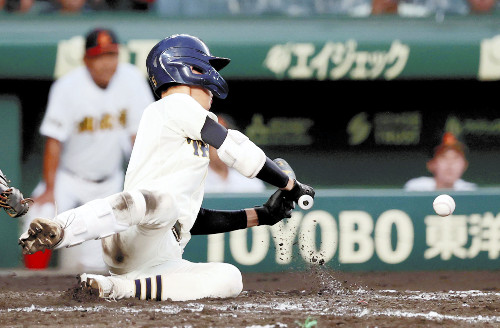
63;169;112;183
172;221;181;242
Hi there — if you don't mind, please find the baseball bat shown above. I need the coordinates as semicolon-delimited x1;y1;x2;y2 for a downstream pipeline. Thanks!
273;158;314;210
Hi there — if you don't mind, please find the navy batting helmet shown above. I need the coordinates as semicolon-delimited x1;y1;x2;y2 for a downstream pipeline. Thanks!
146;34;230;99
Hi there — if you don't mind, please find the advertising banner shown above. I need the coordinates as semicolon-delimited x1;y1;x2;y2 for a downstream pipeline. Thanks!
0;16;499;80
184;190;500;272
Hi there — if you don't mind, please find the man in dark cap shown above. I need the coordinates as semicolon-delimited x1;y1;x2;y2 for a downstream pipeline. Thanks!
30;27;154;272
404;132;476;191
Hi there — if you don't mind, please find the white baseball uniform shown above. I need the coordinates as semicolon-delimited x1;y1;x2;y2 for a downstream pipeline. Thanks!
36;62;154;272
97;93;241;300
38;93;245;300
102;93;217;271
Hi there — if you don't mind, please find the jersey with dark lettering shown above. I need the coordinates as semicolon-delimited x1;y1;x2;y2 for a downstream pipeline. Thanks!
124;93;218;249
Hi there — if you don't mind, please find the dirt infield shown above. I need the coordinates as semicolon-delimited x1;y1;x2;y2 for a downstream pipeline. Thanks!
0;268;499;327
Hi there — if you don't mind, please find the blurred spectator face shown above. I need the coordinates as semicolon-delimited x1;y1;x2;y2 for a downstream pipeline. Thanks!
19;0;34;12
2;0;34;12
427;149;468;188
59;0;86;13
84;53;118;89
467;0;496;13
371;0;398;14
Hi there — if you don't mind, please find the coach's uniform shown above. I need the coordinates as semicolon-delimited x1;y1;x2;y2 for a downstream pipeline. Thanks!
37;63;153;271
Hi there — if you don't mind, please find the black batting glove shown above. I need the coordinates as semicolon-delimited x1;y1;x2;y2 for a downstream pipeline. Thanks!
255;189;295;226
284;179;315;204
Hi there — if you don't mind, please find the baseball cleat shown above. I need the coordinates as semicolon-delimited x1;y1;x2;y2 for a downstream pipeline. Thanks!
18;218;64;255
79;273;134;300
80;273;114;298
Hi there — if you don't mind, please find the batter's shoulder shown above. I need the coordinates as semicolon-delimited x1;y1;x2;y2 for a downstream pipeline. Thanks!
141;98;162;116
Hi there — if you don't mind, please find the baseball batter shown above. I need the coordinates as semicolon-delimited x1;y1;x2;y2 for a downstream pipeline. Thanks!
32;28;154;272
20;34;315;302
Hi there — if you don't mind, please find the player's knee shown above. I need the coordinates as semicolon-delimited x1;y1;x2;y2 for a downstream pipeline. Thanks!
106;190;146;225
227;264;243;296
212;263;243;297
106;190;179;227
138;189;179;226
139;190;179;222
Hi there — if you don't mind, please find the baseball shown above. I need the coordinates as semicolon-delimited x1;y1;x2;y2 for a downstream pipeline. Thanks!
433;194;455;217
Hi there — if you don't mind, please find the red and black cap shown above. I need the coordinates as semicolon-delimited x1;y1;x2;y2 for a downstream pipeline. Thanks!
433;132;468;158
85;28;119;57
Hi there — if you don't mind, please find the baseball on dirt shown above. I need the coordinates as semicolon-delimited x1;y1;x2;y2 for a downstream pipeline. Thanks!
433;194;455;217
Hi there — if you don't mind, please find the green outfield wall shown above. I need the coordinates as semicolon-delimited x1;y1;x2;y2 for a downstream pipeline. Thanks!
0;97;23;267
2;188;500;271
2;14;500;190
183;189;500;272
2;14;500;271
0;15;500;80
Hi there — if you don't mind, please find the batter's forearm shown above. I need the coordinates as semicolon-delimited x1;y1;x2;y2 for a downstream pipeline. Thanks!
191;208;248;235
255;157;291;189
244;208;259;228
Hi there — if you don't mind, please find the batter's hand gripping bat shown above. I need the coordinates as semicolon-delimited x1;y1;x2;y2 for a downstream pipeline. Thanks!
273;158;314;210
